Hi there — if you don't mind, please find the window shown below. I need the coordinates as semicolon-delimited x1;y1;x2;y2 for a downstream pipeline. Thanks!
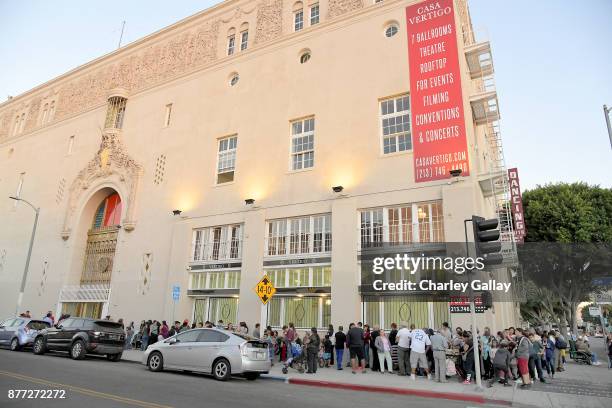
227;35;235;55
190;271;241;290
266;214;331;256
267;296;331;329
216;136;237;184
164;104;173;127
105;96;127;129
294;10;304;31
359;201;444;249
291;117;314;170
300;52;311;64
385;24;399;37
229;73;239;86
198;330;229;342
67;136;75;155
49;101;55;121
176;330;201;343
192;224;243;262
240;30;248;51
380;94;411;154
310;4;320;25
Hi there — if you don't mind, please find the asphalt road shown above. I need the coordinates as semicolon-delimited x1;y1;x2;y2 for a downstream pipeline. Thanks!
0;348;496;408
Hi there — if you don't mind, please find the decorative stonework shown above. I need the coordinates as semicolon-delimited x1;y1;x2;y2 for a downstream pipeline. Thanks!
254;0;283;45
327;0;364;19
1;19;220;140
61;130;143;240
220;5;257;24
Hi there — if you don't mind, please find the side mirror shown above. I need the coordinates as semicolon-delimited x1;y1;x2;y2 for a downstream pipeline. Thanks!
167;337;178;345
55;324;62;329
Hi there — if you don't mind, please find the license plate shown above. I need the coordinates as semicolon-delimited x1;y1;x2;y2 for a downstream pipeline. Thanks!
109;334;119;340
255;352;265;360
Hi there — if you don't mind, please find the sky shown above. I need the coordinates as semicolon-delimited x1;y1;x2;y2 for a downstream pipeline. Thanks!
0;0;610;191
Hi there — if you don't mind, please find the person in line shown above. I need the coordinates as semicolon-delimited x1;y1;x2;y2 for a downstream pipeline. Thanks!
440;322;452;342
374;329;393;374
334;325;347;370
42;312;54;326
528;332;546;382
160;320;169;340
606;333;612;369
396;322;411;376
327;324;335;366
488;340;512;387
125;322;134;350
515;329;532;389
253;323;261;339
576;336;601;365
388;323;398;345
430;327;449;382
369;325;381;372
347;322;366;374
554;331;567;372
306;328;320;374
462;336;475;384
409;324;432;381
363;324;371;368
141;321;150;351
322;334;333;367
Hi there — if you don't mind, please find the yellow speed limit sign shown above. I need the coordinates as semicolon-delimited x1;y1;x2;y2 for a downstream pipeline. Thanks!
254;275;276;305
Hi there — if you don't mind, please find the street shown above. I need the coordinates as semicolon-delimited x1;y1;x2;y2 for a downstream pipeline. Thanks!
0;349;497;408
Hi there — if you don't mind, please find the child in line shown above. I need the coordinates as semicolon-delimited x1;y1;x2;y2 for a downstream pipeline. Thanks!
322;334;333;367
489;340;512;387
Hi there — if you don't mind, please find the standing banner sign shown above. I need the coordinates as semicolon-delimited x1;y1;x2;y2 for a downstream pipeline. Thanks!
508;168;526;242
406;0;470;182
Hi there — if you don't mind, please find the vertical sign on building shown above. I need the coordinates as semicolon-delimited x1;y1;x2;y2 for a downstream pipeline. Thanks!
507;168;526;242
406;0;470;182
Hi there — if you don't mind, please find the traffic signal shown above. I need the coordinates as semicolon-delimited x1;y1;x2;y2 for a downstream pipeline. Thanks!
481;291;493;309
472;215;503;265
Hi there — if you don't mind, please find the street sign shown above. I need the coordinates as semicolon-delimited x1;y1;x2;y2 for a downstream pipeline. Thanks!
172;285;180;301
254;275;276;305
589;306;601;316
594;293;612;304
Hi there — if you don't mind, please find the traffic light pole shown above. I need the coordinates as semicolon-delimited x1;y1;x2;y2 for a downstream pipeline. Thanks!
464;219;483;390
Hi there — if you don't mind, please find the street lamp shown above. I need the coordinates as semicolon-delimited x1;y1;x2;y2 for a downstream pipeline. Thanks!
9;196;40;316
604;105;612;149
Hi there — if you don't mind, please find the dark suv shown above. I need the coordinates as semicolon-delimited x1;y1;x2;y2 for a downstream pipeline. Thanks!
33;317;124;361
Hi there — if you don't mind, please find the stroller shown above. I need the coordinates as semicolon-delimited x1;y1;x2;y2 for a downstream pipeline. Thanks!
282;342;306;374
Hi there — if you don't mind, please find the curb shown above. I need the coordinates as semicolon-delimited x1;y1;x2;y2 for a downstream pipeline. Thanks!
278;377;512;406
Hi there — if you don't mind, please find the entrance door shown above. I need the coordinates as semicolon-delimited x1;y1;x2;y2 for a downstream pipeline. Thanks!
62;302;103;319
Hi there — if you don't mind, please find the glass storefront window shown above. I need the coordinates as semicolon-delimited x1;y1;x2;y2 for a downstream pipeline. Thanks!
267;296;331;329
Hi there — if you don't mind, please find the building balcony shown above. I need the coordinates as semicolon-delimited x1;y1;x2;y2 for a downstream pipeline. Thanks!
58;284;111;303
470;88;500;124
465;40;494;79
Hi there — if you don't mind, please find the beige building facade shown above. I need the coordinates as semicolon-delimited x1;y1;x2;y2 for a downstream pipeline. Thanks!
0;0;520;332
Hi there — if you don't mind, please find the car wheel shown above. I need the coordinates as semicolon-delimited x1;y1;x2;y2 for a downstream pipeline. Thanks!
70;340;86;360
212;358;231;381
33;337;45;355
106;352;122;362
147;352;164;372
244;372;260;381
10;338;21;351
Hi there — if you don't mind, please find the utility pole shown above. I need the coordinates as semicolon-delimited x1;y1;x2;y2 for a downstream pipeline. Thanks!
604;105;612;149
9;196;40;316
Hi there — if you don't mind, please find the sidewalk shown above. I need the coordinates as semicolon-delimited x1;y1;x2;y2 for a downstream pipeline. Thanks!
122;349;612;408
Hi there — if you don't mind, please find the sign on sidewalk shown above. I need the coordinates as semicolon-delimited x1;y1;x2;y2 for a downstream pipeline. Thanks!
588;306;601;316
254;275;276;305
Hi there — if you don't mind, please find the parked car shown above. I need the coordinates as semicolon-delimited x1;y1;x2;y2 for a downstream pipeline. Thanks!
0;318;51;351
143;328;270;381
33;317;124;361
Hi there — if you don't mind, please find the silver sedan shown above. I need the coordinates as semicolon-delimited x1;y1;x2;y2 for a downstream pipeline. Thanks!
142;328;271;381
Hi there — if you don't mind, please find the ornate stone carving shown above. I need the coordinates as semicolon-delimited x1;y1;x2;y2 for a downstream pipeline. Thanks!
327;0;364;19
220;5;257;24
254;0;283;45
61;130;143;240
24;97;41;133
1;18;221;139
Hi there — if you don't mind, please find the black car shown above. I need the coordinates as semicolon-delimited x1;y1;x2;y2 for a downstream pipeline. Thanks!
33;317;124;361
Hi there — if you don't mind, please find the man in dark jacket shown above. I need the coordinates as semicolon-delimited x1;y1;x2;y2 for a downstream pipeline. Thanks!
306;327;321;374
370;326;381;372
334;326;347;370
347;323;366;373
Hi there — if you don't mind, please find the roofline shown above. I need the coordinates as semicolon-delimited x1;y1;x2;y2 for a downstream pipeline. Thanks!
0;0;242;109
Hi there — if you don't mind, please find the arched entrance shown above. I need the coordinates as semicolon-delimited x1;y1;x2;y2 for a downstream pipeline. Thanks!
60;191;122;319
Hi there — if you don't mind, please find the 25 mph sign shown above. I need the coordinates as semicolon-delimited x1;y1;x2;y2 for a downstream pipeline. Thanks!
406;0;470;182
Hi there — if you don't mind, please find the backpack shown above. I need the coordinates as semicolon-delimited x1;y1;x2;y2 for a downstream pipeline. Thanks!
556;337;567;350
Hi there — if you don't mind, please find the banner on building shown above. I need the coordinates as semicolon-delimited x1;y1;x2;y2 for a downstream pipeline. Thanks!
406;0;470;182
508;167;526;242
